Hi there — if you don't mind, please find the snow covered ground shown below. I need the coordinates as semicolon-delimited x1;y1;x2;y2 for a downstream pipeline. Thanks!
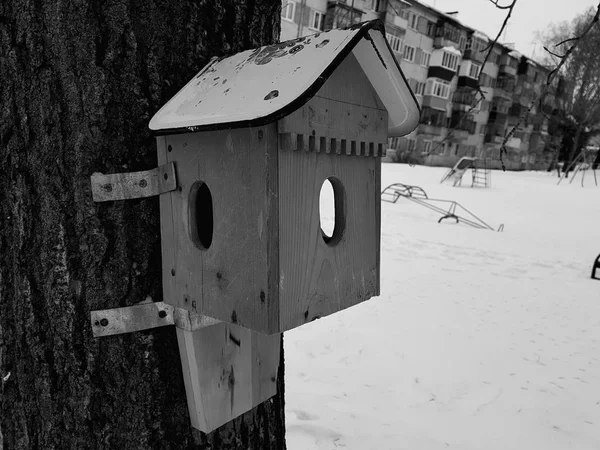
285;164;600;450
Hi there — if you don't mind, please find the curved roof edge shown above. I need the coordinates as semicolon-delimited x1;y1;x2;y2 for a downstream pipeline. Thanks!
149;20;420;138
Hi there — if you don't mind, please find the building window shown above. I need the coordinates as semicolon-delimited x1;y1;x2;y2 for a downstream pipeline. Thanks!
407;138;417;151
407;11;419;30
310;10;325;30
426;21;436;38
441;52;459;71
282;1;295;21
368;0;381;11
415;81;426;96
423;140;433;154
426;78;451;99
421;51;431;67
468;63;481;79
458;35;467;51
420;107;447;127
386;33;403;53
403;44;416;62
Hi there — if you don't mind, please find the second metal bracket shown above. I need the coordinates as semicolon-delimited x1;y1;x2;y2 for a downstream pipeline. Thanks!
91;302;220;337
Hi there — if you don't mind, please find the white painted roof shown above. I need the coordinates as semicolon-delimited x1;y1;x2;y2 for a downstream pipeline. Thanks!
149;21;420;137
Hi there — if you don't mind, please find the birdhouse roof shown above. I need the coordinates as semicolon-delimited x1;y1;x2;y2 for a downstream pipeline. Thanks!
149;20;420;137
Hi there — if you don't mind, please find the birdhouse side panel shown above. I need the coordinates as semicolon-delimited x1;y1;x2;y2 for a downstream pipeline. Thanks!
159;126;279;334
277;147;382;331
276;60;387;331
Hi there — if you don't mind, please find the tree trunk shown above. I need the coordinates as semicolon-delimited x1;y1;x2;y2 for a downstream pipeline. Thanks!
0;1;285;449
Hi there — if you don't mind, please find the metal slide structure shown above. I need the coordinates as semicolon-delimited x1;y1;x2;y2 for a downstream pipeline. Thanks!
557;149;598;187
381;183;503;232
440;157;491;188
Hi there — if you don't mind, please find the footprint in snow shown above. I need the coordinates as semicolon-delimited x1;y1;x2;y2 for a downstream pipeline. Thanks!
293;410;319;421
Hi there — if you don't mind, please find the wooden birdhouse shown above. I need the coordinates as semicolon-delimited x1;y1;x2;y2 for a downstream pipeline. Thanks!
90;20;419;434
149;20;419;336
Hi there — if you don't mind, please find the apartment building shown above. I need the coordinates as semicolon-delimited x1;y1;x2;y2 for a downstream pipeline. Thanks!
279;0;562;170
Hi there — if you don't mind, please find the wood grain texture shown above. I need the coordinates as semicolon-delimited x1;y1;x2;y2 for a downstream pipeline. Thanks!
277;145;382;330
276;52;386;331
162;125;279;334
176;324;280;433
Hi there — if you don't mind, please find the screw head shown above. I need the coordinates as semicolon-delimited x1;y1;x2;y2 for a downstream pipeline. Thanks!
139;179;147;188
100;318;109;327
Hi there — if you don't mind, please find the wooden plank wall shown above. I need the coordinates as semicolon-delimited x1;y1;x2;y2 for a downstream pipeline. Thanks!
176;323;280;432
159;125;279;334
277;52;386;331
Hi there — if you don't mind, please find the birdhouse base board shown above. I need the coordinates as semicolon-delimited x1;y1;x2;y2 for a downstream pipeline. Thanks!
176;323;280;432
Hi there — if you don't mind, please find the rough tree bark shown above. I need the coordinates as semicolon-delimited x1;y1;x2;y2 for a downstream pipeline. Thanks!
0;1;285;449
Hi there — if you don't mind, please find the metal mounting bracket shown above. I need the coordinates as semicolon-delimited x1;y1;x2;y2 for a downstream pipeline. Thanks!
90;301;220;337
90;162;177;202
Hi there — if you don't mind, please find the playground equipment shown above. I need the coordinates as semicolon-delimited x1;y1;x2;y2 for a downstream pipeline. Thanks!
440;157;491;188
592;253;600;280
381;183;503;231
558;149;598;187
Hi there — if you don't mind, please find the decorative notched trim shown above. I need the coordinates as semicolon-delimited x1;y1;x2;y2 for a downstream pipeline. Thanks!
279;132;386;157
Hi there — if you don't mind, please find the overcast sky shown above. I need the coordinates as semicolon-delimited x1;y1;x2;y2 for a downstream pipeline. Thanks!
419;0;598;61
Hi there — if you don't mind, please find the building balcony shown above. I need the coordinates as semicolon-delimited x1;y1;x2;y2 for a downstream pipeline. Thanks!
457;76;479;90
434;36;459;49
392;14;408;30
499;64;517;76
493;87;512;101
450;114;476;134
453;90;475;105
450;129;470;140
463;49;485;63
326;1;364;29
417;123;444;137
484;134;504;144
488;111;508;124
508;103;524;117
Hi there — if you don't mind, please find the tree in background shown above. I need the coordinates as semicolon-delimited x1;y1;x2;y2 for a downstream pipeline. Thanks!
0;1;285;449
541;6;600;173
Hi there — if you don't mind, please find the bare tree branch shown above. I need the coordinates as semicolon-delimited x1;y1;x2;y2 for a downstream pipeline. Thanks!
543;46;564;59
556;36;580;46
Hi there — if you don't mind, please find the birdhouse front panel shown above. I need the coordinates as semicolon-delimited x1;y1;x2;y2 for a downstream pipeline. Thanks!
157;126;280;334
276;53;386;330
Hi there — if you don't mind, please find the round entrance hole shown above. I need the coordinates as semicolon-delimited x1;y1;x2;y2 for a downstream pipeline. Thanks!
189;181;213;250
319;177;345;245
